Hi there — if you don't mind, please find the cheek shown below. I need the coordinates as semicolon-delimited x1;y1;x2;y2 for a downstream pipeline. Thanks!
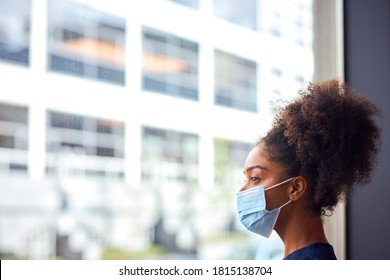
264;193;274;210
266;197;278;211
265;189;289;210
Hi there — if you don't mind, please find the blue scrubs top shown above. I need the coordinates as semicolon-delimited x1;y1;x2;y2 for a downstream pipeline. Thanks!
283;243;337;260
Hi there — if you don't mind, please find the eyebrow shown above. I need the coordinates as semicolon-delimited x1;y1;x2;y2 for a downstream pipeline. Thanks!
243;165;268;174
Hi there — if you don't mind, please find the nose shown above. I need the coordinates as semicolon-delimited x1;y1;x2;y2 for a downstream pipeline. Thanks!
239;181;250;192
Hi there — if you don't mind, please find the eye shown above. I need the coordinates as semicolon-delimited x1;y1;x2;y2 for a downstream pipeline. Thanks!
243;174;262;185
250;177;261;183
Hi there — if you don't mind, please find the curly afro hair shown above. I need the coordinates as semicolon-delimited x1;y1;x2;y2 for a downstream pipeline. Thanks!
259;79;382;215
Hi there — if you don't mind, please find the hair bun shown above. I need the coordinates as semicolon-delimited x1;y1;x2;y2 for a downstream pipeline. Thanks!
267;79;381;213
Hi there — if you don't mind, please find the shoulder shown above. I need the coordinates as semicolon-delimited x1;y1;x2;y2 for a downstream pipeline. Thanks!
283;243;337;260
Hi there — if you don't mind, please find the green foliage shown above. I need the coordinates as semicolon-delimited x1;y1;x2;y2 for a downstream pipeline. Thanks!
102;245;166;260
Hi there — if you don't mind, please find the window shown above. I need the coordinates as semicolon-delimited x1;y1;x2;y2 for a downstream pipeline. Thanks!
291;1;313;46
167;0;199;9
215;50;257;112
46;111;125;178
0;103;28;172
142;27;199;100
261;0;312;46
268;11;282;37
48;0;126;85
270;67;283;97
261;0;282;37
214;139;252;188
214;0;257;30
0;0;31;66
268;67;308;102
294;75;305;89
142;126;198;185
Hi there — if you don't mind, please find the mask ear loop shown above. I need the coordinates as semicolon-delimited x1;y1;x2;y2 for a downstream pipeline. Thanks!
279;199;292;209
265;177;295;210
265;177;296;192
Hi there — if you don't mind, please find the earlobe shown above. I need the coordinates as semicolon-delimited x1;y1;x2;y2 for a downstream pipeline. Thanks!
289;176;307;201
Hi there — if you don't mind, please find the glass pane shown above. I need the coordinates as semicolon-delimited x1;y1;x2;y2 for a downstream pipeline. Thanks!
168;0;199;9
260;0;313;46
142;27;199;100
142;126;199;184
0;0;31;66
214;0;257;30
0;0;315;261
0;102;28;173
47;0;126;85
0;103;28;150
46;111;125;178
215;50;257;112
214;138;252;187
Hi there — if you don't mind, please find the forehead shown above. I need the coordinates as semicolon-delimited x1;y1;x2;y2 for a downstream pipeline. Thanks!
244;144;283;174
244;145;267;169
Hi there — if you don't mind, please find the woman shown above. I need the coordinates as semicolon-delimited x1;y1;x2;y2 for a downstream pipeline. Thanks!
236;79;381;260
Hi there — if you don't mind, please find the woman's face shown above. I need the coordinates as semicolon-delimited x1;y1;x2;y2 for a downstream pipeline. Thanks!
240;143;292;211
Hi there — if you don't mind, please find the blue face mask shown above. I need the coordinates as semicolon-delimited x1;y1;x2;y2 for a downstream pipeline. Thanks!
236;177;294;238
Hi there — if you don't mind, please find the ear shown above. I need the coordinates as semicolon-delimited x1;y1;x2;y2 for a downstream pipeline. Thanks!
289;176;308;201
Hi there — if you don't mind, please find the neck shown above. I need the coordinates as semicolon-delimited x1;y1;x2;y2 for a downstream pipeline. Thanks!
276;210;329;257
